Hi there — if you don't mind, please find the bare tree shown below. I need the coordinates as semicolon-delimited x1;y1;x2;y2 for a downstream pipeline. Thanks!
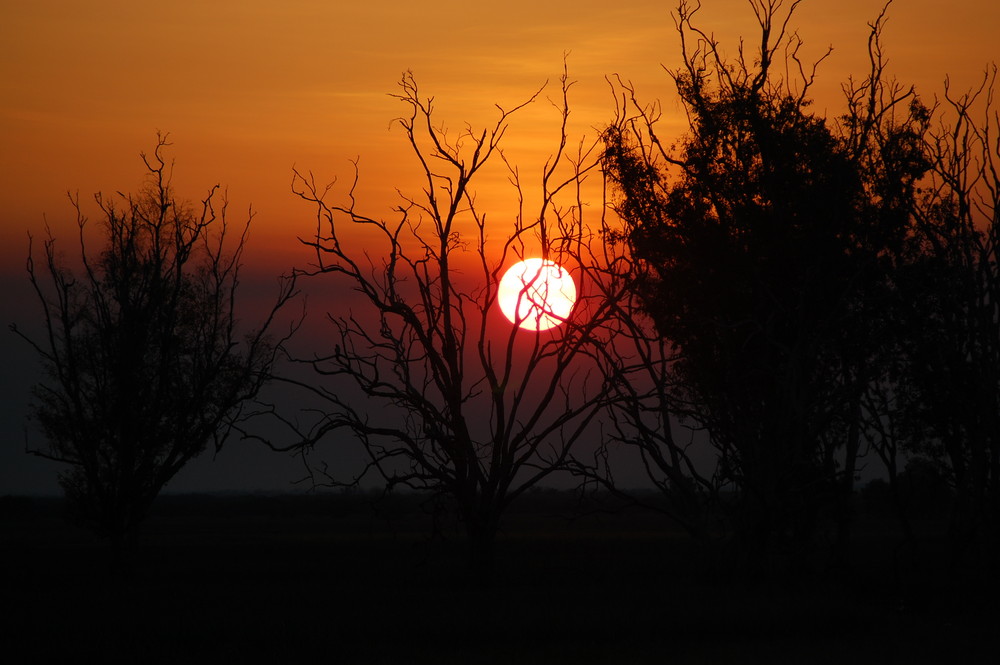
11;134;296;551
894;64;1000;550
266;70;614;574
567;195;717;540
834;1;932;559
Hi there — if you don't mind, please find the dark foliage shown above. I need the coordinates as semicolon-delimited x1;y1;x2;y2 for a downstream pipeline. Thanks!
602;1;895;554
597;0;1000;569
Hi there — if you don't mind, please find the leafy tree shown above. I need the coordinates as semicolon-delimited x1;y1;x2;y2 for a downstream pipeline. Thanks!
11;135;296;550
600;0;924;558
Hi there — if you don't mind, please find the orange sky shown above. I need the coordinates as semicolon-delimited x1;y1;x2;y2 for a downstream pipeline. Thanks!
3;0;997;276
1;1;997;493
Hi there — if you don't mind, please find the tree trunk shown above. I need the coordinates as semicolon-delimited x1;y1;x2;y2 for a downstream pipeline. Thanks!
835;386;863;568
464;510;499;586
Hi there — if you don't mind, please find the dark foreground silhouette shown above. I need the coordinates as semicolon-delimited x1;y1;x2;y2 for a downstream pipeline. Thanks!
2;491;997;664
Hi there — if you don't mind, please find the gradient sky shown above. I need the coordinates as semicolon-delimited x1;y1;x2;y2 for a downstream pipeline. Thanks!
2;0;997;494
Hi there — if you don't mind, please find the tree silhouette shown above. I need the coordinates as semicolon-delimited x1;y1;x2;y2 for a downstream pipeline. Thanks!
12;134;296;552
568;206;714;540
892;66;1000;549
266;71;614;574
599;0;923;559
828;1;932;560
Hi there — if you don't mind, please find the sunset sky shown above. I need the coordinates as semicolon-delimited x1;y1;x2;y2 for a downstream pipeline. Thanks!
2;0;997;494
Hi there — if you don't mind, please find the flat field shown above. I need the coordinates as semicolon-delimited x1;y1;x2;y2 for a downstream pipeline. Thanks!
1;492;996;664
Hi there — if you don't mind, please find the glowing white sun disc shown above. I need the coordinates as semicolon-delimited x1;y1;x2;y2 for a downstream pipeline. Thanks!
498;258;576;331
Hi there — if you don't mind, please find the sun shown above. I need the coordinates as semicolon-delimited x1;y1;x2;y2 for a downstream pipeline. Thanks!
498;258;577;331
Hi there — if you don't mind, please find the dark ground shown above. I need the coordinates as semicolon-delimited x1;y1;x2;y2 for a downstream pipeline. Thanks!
2;491;997;664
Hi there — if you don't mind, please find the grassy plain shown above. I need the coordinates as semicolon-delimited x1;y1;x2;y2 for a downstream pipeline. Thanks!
2;491;996;664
